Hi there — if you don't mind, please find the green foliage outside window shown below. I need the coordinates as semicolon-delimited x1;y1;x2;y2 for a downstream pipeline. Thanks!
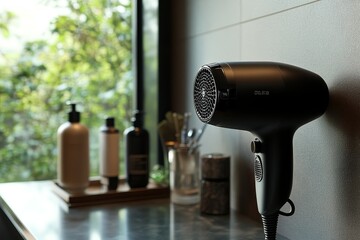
0;0;133;182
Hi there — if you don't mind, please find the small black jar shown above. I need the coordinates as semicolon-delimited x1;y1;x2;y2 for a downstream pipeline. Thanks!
200;153;230;215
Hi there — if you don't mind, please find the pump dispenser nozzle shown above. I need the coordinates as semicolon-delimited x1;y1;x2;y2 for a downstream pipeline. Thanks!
131;110;144;128
67;103;80;123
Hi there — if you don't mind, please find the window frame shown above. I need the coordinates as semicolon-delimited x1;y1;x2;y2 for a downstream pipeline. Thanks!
136;0;171;166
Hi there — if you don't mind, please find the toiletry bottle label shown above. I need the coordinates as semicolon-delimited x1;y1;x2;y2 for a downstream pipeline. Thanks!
100;133;119;176
129;154;148;174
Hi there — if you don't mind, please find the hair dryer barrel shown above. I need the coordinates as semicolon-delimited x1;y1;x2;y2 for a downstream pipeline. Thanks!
193;62;329;134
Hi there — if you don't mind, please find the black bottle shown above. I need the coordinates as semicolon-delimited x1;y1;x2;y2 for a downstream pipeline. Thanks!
124;111;149;188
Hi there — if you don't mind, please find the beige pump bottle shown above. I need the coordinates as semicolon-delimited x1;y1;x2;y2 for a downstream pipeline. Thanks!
57;103;89;194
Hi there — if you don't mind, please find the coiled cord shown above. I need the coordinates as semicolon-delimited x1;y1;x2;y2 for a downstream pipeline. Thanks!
261;213;279;240
261;199;295;239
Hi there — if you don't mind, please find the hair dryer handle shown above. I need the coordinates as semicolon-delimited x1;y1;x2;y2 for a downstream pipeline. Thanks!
252;130;294;216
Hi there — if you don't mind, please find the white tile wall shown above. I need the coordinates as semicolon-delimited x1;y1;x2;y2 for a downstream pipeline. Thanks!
171;0;360;239
240;0;318;22
186;0;241;36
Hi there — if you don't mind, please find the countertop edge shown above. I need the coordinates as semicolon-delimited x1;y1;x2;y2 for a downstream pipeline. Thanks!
0;195;36;240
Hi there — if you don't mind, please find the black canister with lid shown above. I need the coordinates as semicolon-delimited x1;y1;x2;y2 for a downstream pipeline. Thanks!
200;153;230;215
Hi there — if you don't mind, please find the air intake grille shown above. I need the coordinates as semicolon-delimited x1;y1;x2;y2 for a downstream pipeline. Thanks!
254;156;263;182
193;67;217;122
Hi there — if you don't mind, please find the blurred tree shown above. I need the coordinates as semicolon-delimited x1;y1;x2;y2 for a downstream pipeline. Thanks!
0;0;133;182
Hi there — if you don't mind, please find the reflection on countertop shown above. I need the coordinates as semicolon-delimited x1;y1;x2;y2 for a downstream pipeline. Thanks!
0;181;289;240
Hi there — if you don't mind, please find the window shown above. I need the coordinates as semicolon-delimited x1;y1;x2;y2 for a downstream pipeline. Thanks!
143;0;159;166
0;0;133;182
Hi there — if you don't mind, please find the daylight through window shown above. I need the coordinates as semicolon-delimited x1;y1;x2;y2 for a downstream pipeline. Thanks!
0;0;133;182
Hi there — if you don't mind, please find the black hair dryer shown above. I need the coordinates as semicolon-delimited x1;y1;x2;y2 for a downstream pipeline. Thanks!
193;62;329;240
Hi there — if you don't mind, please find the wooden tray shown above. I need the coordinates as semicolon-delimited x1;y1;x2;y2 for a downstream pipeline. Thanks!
52;178;170;208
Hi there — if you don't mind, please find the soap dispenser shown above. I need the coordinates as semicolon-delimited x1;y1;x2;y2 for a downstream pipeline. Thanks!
124;111;149;188
57;103;89;194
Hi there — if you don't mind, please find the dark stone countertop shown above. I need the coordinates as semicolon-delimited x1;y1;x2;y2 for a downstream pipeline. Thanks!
0;181;288;240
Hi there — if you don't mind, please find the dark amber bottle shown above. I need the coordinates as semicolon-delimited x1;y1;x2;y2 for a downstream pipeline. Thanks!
124;111;149;188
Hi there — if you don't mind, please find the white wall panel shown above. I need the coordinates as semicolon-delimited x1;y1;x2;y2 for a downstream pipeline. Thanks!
240;0;318;22
186;0;241;36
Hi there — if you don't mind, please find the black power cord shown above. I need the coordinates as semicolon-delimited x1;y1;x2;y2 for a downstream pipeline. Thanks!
261;199;295;239
262;213;279;240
